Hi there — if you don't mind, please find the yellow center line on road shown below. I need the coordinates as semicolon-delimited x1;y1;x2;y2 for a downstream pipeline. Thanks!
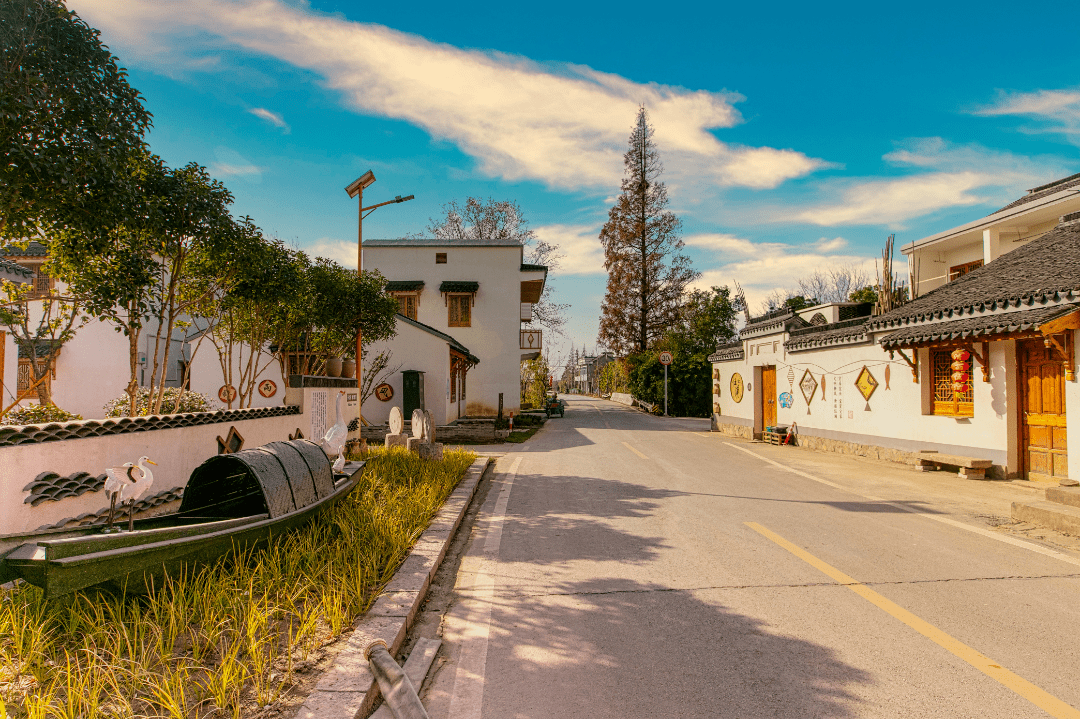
746;521;1080;719
622;441;648;460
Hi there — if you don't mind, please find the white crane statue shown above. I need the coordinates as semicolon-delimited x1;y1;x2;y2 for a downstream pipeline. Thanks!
103;456;157;531
321;390;348;473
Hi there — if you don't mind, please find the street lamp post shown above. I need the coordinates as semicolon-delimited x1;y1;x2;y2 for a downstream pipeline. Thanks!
344;170;414;412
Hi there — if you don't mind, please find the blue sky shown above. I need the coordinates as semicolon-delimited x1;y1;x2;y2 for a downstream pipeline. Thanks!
70;0;1080;371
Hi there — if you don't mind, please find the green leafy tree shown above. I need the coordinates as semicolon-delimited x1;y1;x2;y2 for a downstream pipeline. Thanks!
0;0;151;240
597;359;629;395
598;106;698;354
679;286;739;355
520;353;551;408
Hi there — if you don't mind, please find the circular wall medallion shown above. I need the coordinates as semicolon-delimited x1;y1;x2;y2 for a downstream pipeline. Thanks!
730;373;744;403
218;385;237;403
258;379;277;398
375;383;394;402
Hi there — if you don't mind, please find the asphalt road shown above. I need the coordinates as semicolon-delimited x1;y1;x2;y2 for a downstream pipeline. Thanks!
421;395;1080;719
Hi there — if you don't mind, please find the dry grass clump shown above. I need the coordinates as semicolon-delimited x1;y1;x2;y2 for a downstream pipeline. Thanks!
0;447;476;718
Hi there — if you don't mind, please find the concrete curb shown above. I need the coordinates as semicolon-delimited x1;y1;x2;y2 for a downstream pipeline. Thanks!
1012;499;1080;535
295;455;490;719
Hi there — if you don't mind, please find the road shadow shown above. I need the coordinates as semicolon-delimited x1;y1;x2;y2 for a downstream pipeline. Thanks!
676;492;945;515
498;472;687;566
477;575;871;718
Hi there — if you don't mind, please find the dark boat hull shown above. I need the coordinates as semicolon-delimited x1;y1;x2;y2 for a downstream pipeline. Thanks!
1;461;363;598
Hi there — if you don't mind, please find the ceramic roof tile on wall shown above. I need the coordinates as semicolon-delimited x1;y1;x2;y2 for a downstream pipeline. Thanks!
0;240;48;257
0;257;33;282
868;218;1080;332
785;318;872;352
878;304;1078;348
708;341;745;362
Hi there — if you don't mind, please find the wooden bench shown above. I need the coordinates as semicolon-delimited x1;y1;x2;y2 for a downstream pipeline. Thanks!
915;452;993;479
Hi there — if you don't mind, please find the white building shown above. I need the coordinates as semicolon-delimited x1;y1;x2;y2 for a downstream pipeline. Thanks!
360;237;546;425
711;175;1080;483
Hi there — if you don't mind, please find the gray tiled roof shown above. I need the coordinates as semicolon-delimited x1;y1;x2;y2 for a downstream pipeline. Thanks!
740;307;807;337
0;257;33;283
785;318;872;352
0;240;48;257
385;280;425;292
990;173;1080;215
520;263;548;273
439;281;479;293
868;218;1080;332
708;341;744;362
878;304;1078;348
395;314;479;364
364;237;524;247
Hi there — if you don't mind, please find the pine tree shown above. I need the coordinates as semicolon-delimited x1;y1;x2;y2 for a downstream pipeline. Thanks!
598;106;698;355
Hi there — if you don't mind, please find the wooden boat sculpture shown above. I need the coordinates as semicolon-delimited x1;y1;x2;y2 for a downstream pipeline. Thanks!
0;439;362;598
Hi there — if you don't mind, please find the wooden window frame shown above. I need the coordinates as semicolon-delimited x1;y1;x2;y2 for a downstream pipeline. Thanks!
16;357;54;400
20;262;55;300
391;292;419;320
447;293;472;327
949;260;983;282
435;252;447;264
930;348;973;417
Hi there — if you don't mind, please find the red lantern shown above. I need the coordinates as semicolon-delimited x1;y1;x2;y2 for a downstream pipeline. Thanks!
951;349;970;361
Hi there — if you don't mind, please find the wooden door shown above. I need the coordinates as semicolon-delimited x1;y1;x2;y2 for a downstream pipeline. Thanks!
761;366;777;429
1019;339;1067;482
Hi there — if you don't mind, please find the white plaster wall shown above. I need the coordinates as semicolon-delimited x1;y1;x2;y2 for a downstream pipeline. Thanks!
713;331;1014;465
2;331;16;410
187;342;284;409
360;319;452;426
0;411;304;535
49;320;131;419
364;244;524;416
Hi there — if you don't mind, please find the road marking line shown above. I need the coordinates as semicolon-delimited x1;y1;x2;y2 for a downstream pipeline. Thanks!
447;457;521;719
746;522;1080;719
724;441;1080;569
622;441;648;460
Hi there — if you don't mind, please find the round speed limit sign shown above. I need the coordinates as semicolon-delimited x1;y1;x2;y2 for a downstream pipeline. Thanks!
658;351;673;365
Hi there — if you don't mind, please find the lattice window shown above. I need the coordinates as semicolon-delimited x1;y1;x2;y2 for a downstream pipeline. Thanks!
17;358;50;399
448;295;471;327
949;260;983;281
395;294;418;320
931;349;973;416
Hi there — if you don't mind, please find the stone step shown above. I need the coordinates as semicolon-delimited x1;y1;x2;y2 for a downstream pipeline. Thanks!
1046;486;1080;509
1012;500;1080;536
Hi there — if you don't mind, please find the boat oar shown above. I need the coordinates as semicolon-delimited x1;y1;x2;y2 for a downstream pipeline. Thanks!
364;640;430;719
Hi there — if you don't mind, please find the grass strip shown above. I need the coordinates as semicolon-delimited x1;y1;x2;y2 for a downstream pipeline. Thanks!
0;447;476;719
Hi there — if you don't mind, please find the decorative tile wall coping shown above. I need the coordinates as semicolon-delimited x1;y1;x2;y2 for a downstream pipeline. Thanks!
0;405;301;448
287;375;359;388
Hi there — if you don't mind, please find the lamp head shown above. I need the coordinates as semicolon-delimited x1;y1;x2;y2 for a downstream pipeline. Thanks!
345;170;376;198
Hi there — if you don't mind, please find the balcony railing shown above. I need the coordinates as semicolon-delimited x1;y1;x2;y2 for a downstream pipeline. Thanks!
520;329;542;351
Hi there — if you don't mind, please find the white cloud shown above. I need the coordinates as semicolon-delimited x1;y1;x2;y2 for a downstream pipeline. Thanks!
248;107;290;132
534;224;605;276
70;0;825;194
975;89;1080;141
690;237;877;313
307;238;356;268
208;146;262;181
786;138;1070;227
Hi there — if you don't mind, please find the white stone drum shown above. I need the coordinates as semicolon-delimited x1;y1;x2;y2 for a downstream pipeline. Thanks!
411;409;427;439
388;406;404;436
425;410;436;442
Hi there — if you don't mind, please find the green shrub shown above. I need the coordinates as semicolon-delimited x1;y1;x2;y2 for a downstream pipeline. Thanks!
1;403;84;426
103;387;217;417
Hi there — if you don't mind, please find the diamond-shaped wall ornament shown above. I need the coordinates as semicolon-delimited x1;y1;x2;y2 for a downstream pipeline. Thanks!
216;425;245;454
854;366;879;409
799;369;818;405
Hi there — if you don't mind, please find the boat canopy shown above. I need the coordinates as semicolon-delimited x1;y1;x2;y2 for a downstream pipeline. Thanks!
179;439;335;519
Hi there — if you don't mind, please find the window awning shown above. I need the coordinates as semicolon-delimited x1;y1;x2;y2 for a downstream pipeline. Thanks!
385;280;424;292
439;281;479;293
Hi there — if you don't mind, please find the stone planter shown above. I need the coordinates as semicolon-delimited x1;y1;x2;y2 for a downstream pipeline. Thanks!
325;357;343;378
340;359;356;379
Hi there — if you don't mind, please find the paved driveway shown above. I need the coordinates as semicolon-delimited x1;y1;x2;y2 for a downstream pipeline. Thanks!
421;395;1080;718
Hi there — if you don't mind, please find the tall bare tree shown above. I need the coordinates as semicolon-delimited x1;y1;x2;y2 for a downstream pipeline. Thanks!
598;107;697;354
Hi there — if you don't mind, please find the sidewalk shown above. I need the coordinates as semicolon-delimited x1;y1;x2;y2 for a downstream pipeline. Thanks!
698;431;1080;556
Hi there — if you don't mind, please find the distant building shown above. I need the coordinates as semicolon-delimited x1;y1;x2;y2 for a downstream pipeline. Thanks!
360;237;546;424
711;176;1080;483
